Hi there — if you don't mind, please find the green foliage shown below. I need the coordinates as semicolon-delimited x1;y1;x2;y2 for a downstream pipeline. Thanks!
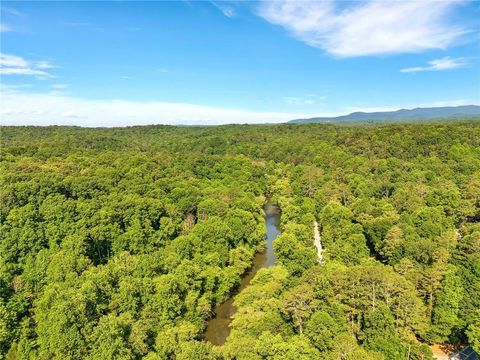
273;233;317;276
429;265;463;342
360;305;404;360
305;310;347;353
467;311;480;354
1;121;479;358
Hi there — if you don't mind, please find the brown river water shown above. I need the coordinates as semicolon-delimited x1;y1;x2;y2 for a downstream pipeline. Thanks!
203;201;281;345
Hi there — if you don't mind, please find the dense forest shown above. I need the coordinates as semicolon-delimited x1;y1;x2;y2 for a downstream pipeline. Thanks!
1;121;479;359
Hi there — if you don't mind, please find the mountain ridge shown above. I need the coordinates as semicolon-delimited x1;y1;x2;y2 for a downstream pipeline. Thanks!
289;105;480;123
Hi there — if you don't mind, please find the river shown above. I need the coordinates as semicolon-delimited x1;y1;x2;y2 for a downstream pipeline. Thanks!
203;201;281;345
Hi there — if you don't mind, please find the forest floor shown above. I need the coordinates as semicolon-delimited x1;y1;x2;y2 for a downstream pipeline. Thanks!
431;344;450;360
430;344;479;360
313;220;323;264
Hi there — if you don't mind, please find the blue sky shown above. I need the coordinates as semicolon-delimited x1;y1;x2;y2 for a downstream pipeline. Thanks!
1;0;479;126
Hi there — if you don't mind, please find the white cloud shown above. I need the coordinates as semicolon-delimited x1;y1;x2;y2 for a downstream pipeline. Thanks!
1;109;45;116
0;24;12;32
0;68;52;77
0;84;32;91
2;87;476;127
258;0;467;57
52;84;68;89
1;6;24;17
62;111;87;119
0;54;28;68
283;95;326;106
417;99;473;107
400;56;467;73
0;89;319;126
35;61;56;69
0;53;55;78
211;1;236;18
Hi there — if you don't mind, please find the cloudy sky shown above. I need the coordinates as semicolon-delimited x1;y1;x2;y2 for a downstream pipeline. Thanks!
1;0;479;126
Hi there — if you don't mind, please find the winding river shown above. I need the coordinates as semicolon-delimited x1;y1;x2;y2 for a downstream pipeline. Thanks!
203;201;281;345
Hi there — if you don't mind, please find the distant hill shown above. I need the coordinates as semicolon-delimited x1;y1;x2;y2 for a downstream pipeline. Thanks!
289;105;480;124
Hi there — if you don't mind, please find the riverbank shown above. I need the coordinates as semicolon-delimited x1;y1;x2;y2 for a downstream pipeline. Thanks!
203;201;281;345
